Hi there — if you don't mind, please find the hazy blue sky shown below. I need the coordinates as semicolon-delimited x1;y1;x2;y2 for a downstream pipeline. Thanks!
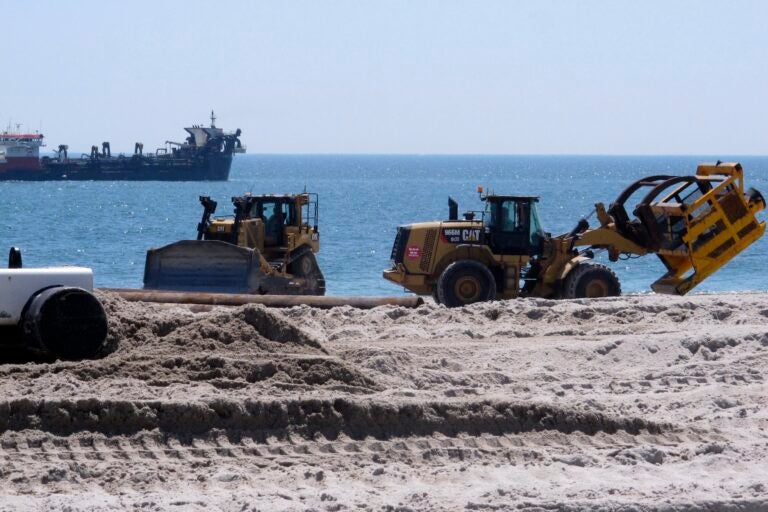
2;1;766;154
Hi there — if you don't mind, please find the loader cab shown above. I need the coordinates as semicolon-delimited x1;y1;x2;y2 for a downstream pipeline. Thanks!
483;196;545;255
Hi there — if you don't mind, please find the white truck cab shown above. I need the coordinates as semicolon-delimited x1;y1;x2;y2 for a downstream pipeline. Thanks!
0;248;107;360
0;266;94;324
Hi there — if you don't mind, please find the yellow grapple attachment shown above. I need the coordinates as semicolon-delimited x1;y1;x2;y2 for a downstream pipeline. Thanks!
629;163;765;294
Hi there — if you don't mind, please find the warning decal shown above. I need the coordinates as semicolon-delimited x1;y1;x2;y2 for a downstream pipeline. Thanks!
406;246;422;259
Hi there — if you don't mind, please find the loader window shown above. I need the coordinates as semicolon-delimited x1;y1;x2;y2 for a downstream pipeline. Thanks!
528;202;544;247
486;199;541;255
493;201;526;232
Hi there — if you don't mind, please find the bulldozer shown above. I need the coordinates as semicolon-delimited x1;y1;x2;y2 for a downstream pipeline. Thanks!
383;162;765;307
144;192;325;295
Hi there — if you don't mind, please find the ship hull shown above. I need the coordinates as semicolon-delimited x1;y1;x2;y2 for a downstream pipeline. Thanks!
0;153;232;181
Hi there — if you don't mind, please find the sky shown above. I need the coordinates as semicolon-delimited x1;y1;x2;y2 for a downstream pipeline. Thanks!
2;0;766;155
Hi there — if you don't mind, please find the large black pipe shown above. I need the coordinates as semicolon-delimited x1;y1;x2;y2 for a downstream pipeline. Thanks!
21;287;108;360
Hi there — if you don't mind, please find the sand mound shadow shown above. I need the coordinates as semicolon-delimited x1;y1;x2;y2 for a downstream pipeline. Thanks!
0;398;668;439
52;355;382;391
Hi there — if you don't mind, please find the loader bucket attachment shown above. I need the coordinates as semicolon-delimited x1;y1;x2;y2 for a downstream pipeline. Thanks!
143;240;263;294
628;163;766;295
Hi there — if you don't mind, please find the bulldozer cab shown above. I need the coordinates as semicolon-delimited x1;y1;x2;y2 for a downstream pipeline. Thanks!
254;194;319;257
199;193;319;256
483;195;545;255
258;198;294;247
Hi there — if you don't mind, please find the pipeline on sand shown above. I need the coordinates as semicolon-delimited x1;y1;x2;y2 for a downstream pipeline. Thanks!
100;288;424;309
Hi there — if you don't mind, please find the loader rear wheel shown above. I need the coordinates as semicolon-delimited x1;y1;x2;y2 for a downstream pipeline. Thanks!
437;260;497;308
561;263;621;299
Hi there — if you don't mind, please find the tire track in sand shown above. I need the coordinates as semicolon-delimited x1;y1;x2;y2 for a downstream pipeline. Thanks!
0;428;723;466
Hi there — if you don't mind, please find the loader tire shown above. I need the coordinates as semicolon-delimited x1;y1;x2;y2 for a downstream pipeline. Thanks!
561;263;621;299
437;260;497;308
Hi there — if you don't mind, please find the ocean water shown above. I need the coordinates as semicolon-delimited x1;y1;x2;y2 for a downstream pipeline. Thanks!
1;155;766;296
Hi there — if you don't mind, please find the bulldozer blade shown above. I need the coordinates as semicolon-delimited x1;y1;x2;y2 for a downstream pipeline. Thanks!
144;240;326;296
144;240;264;294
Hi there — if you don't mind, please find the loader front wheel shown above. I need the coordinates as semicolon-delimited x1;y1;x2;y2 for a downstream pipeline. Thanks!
437;260;497;307
561;263;621;299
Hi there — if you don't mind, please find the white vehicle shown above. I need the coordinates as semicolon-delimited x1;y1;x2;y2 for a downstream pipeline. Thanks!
0;247;107;360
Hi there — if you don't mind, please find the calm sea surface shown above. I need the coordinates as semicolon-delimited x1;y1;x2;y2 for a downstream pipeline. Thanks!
1;155;766;296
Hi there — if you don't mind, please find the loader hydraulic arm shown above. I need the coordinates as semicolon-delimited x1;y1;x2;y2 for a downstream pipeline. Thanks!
572;224;649;258
568;201;650;260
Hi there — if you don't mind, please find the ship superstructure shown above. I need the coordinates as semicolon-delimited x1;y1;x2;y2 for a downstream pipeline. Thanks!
0;131;45;171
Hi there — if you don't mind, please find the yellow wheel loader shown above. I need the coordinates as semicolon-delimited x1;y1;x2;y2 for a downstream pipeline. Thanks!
144;192;325;295
383;162;765;307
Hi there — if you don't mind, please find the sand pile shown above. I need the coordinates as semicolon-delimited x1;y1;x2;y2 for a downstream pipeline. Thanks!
0;292;766;511
0;293;380;419
99;291;326;355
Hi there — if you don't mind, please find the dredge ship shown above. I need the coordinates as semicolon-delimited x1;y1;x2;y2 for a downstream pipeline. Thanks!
0;112;243;181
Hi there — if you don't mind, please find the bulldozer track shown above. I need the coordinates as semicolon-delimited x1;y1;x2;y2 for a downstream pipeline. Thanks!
0;428;722;466
0;396;727;471
553;372;765;396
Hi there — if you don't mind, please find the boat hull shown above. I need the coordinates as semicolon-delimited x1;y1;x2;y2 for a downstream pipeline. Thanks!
0;153;232;181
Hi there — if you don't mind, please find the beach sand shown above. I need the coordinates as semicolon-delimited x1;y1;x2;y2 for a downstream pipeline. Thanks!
0;292;766;511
